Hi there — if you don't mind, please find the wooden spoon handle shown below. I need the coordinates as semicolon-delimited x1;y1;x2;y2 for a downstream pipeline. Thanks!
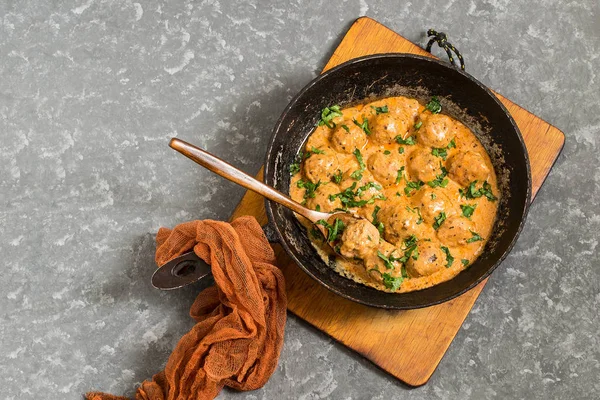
170;138;321;222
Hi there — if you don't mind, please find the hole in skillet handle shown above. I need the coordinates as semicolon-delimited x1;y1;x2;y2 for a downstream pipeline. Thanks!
425;28;466;71
151;252;212;290
172;260;197;277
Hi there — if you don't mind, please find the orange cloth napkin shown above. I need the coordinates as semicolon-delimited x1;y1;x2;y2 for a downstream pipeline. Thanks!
87;216;287;400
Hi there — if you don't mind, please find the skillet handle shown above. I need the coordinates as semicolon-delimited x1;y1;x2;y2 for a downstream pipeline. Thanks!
151;222;279;290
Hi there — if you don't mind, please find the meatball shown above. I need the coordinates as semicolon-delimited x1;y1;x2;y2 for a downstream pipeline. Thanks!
407;148;443;182
303;150;340;184
305;128;330;150
405;241;445;277
412;188;455;224
370;114;410;144
339;219;381;259
389;97;420;119
447;151;491;186
330;123;367;153
367;151;405;186
379;204;422;245
306;183;342;213
436;216;475;247
417;114;455;148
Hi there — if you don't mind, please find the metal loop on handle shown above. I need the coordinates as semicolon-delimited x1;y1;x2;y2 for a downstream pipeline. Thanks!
425;29;465;71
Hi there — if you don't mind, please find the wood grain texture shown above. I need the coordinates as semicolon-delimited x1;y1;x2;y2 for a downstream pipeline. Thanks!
230;17;565;387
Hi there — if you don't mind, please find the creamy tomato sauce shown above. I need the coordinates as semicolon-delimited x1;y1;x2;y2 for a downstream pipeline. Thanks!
289;96;499;293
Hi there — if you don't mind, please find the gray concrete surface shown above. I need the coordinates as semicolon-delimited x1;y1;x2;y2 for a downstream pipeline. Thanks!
1;0;599;398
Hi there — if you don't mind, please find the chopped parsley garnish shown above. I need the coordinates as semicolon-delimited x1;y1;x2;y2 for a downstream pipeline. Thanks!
310;227;324;240
461;259;470;266
431;140;456;161
330;218;345;242
414;121;423;130
296;179;321;204
396;192;402;197
431;147;448;160
441;246;454;267
371;205;385;236
302;147;326;161
466;230;483;243
353;117;372;135
377;235;419;274
396;135;417;145
460;204;477;218
404;180;424;196
383;150;391;155
398;235;419;263
459;180;497;201
404;234;418;248
318;105;343;129
433;211;447;230
360;194;387;207
306;147;325;156
341;124;350;132
425;96;442;114
316;218;345;242
401;266;409;279
377;250;400;270
289;152;303;175
332;170;343;184
382;273;403;291
329;182;356;202
315;204;321;211
427;165;449;188
395;166;405;184
289;162;301;175
481;181;497;201
372;105;389;114
406;206;423;225
416;209;424;224
398;147;405;154
355;181;382;197
460;181;479;199
329;181;385;208
350;148;366;180
416;208;424;225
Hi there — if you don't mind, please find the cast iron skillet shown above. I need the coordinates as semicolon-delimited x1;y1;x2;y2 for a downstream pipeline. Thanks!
263;54;531;309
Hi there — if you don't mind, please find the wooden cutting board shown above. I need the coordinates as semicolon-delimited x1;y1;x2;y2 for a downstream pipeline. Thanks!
230;17;565;386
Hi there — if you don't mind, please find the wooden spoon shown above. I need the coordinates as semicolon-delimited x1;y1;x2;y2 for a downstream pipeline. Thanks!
169;138;356;243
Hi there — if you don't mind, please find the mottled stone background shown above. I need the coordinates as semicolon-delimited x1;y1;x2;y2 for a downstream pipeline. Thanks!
1;0;598;398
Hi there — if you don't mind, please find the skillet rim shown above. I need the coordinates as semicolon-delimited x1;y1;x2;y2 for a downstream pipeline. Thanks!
264;53;532;309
